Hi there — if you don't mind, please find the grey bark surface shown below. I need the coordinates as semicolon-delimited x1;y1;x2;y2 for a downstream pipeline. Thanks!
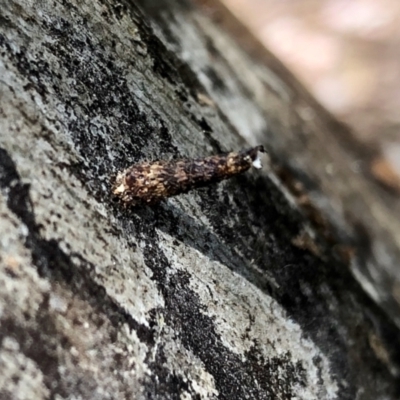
0;0;399;399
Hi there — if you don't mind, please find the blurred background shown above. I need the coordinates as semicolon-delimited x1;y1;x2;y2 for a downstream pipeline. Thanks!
220;0;400;190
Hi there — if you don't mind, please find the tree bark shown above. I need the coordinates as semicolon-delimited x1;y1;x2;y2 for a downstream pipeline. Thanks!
0;0;399;399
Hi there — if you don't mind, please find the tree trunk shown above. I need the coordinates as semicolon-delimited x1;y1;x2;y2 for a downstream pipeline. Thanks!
0;0;399;399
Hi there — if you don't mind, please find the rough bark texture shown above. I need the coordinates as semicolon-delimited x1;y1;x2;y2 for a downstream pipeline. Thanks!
0;0;399;399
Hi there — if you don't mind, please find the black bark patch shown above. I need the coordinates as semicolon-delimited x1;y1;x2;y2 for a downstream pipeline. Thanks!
0;148;155;396
0;316;69;399
126;207;312;400
195;166;400;398
0;16;180;197
144;345;200;400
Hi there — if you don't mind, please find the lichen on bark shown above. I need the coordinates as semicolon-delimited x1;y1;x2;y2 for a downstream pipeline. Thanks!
0;0;399;399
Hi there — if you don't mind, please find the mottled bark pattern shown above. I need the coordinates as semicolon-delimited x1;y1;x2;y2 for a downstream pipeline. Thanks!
1;0;400;398
113;146;264;206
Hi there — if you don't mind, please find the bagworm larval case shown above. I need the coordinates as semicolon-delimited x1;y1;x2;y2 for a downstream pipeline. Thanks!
113;145;265;206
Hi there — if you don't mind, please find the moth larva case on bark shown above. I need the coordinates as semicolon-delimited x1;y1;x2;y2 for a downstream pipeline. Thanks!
113;146;265;206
